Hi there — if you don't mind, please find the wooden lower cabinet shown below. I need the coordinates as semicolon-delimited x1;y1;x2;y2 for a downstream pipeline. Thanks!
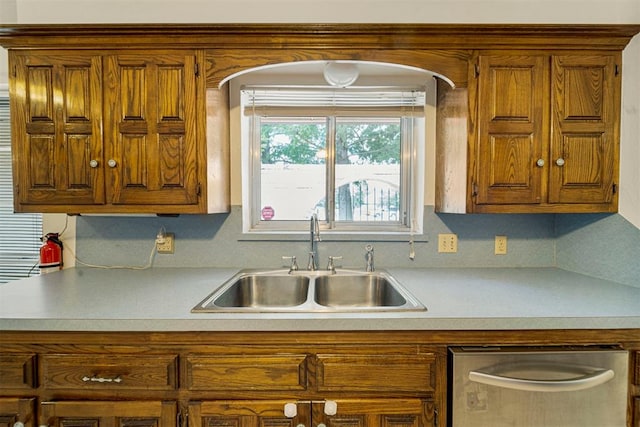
633;350;640;427
2;331;640;427
189;400;311;427
189;399;435;427
40;401;177;427
0;398;36;427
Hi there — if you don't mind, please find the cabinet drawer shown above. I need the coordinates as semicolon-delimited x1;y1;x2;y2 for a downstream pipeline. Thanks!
185;354;308;391
316;354;436;393
41;354;178;390
0;353;36;389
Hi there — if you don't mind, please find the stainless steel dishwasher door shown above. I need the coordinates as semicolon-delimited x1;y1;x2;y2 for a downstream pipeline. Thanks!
449;347;628;427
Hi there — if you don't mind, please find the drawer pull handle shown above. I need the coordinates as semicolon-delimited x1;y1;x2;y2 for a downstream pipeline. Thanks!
82;375;123;383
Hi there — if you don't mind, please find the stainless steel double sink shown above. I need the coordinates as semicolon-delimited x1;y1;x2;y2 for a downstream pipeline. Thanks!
191;269;426;313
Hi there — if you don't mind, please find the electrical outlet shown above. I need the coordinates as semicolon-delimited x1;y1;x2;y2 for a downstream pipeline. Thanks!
495;235;507;255
438;233;458;253
156;232;175;254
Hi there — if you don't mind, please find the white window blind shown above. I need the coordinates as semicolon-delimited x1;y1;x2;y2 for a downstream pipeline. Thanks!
0;95;42;283
243;87;426;117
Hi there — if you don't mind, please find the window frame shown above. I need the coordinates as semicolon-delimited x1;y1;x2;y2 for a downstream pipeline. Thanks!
241;87;425;235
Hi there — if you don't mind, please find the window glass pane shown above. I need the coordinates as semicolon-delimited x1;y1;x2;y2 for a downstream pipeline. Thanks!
260;118;326;221
335;118;401;222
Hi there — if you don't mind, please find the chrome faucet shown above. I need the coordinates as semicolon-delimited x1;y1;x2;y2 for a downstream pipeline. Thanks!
365;244;374;272
308;213;320;270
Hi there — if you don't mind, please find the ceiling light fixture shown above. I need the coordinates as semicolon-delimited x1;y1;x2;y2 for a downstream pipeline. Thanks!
323;61;359;87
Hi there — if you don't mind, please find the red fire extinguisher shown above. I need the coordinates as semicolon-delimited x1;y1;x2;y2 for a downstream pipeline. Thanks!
39;233;63;274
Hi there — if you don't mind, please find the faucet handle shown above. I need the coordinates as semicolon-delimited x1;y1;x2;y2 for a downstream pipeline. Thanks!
326;256;343;273
282;255;299;273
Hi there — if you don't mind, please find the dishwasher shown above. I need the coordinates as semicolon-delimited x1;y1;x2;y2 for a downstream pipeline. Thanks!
449;346;628;427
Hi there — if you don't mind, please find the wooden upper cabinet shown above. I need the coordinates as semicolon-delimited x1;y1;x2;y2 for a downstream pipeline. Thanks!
104;52;201;209
466;52;621;213
9;49;210;214
3;25;637;214
475;54;548;206
549;54;619;206
10;52;104;209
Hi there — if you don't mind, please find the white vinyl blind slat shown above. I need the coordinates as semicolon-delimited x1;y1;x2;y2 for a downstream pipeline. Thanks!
0;96;42;283
243;87;426;117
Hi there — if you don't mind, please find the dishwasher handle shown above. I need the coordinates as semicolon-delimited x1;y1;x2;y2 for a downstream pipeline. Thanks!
469;365;615;392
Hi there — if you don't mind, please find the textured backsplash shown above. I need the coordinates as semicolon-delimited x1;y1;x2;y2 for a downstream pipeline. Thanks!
73;206;639;287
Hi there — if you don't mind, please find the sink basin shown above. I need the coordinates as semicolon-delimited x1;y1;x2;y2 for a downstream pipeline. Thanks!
314;273;406;307
191;269;426;313
212;274;309;308
193;271;309;311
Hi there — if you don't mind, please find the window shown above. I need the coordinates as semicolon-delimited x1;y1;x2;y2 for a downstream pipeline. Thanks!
0;93;42;282
242;87;425;234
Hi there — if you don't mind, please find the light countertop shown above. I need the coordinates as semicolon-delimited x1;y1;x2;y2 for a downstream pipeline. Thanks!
1;267;639;331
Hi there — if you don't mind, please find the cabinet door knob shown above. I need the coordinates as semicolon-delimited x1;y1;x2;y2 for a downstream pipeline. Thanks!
107;159;117;168
89;159;99;168
284;402;297;418
536;159;545;167
13;422;24;427
324;400;338;416
555;158;565;167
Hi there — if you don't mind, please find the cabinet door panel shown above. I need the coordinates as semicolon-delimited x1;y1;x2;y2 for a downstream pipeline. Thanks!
313;399;434;427
11;52;104;208
105;52;199;206
189;400;309;427
41;401;177;427
550;55;619;204
475;55;547;205
0;398;36;427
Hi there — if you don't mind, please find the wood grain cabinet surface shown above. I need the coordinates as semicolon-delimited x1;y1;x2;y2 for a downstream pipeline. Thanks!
9;49;210;214
40;401;177;427
634;351;640;427
0;353;36;390
0;398;36;427
184;354;309;392
10;52;104;210
190;398;436;427
467;52;621;213
2;24;638;214
40;354;178;391
315;353;436;393
1;330;640;427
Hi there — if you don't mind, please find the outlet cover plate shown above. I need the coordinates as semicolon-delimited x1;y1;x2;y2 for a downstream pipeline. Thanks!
157;232;175;254
495;235;507;255
438;233;458;253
